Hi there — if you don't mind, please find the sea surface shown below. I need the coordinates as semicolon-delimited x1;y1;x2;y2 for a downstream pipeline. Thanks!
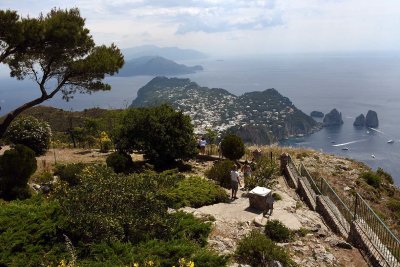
1;52;400;185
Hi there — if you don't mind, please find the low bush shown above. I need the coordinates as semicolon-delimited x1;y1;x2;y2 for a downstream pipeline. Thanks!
106;151;133;173
376;167;394;184
83;239;228;267
54;163;88;186
0;197;66;266
264;220;293;242
169;211;212;246
220;134;245;160
245;156;278;190
0;144;37;200
205;160;235;188
235;230;293;266
272;192;282;201
5;116;52;155
163;176;229;208
361;171;381;188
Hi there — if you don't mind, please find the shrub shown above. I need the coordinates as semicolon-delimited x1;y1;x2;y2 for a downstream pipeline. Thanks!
235;230;293;266
220;134;245;160
84;239;228;267
115;104;197;167
0;197;66;266
205;160;235;188
54;163;88;186
245;156;278;190
106;151;133;173
163;176;229;208
272;192;282;201
5;116;52;155
361;171;381;188
169;211;212;246
0;144;37;200
264;220;293;242
376;167;394;184
56;165;176;244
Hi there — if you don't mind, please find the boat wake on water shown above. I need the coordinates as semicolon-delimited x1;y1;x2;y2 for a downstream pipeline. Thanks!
332;139;368;147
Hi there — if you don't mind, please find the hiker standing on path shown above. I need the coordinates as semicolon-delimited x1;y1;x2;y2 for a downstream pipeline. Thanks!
199;137;207;155
230;165;242;200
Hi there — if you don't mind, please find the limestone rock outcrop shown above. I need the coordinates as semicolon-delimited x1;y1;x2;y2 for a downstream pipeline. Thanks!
365;110;379;128
353;114;365;127
323;109;343;127
310;111;324;118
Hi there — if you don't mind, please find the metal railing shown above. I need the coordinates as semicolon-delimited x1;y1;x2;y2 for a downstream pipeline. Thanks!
354;193;400;266
288;158;400;265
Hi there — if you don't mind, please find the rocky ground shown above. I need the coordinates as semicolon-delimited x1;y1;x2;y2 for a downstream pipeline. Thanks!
182;169;369;267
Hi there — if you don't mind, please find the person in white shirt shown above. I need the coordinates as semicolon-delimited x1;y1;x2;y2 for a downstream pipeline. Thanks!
230;165;242;200
199;137;207;155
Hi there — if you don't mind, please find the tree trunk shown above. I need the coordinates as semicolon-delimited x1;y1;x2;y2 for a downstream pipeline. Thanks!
0;96;48;139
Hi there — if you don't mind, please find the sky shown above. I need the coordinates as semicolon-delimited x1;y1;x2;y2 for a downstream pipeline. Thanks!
1;0;400;56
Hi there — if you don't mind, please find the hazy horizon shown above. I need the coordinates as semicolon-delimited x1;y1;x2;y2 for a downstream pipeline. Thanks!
1;0;400;57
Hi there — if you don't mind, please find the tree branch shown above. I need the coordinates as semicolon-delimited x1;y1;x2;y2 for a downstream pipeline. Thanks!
0;77;68;138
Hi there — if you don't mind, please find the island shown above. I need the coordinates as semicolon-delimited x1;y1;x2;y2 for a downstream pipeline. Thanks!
310;111;324;118
353;114;366;127
131;77;321;144
116;56;203;77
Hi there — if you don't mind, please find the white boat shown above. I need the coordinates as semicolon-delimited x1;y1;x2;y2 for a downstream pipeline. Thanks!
371;154;375;158
342;147;349;151
387;140;394;144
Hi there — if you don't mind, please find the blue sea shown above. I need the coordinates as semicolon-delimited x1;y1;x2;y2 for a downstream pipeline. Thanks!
1;52;400;185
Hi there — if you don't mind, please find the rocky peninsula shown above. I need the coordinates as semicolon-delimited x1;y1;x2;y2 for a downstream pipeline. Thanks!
131;77;321;144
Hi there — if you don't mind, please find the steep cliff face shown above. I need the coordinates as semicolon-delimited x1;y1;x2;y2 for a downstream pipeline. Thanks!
353;114;366;127
323;109;343;126
365;110;379;128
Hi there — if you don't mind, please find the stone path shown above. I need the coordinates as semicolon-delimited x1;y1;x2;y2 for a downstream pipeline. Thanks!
182;176;369;267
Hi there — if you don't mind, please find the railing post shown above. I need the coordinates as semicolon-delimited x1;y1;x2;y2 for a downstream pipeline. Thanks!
353;193;358;221
320;178;323;194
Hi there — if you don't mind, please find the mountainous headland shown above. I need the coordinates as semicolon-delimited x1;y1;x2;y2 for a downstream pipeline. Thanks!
116;56;203;77
121;45;207;61
131;77;321;144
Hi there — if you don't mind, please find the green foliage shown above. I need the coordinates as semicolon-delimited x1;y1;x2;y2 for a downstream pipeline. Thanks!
264;220;293;242
56;165;171;244
387;199;400;219
235;230;293;266
0;197;66;266
0;144;37;200
83;239;228;267
0;8;124;138
5;116;52;155
205;159;235;188
163;176;229;208
116;104;197;167
361;171;381;188
106;151;133;173
272;192;282;201
169;211;212;246
245;156;278;190
220;134;245;160
54;163;88;186
205;128;218;145
376;167;394;184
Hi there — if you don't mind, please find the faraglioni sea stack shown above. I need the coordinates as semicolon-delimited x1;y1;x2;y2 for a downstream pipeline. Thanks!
353;114;366;127
365;110;379;128
323;109;343;126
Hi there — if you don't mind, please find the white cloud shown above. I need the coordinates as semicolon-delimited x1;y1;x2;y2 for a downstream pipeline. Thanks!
1;0;400;56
